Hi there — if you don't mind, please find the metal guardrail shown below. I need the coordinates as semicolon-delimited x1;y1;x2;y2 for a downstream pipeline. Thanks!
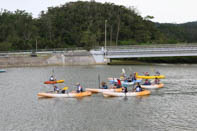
105;44;197;58
0;47;86;55
0;44;197;56
105;44;197;49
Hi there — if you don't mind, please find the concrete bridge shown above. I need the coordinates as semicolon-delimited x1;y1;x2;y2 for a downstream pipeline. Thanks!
91;44;197;63
105;44;197;58
0;44;197;66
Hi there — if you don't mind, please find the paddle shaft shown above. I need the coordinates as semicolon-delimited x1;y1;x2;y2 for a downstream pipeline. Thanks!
98;74;100;88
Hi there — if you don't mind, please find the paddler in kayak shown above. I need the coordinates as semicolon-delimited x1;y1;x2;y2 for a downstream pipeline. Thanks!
132;72;137;81
154;78;160;84
144;72;150;76
101;82;108;89
49;75;56;81
116;79;122;88
143;79;151;85
76;83;83;93
127;74;132;82
134;82;143;92
122;85;128;93
53;85;60;93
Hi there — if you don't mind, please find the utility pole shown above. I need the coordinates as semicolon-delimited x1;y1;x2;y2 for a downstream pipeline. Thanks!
116;16;120;46
105;20;107;56
110;25;113;46
36;39;38;53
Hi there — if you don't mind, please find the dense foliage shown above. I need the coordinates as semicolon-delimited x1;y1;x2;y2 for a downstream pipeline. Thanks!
0;1;196;51
156;22;197;43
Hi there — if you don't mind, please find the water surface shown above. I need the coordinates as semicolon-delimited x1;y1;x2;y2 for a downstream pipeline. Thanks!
0;64;197;131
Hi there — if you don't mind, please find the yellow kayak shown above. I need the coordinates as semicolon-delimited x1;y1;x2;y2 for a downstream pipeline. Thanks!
136;72;165;79
136;75;165;79
37;91;92;98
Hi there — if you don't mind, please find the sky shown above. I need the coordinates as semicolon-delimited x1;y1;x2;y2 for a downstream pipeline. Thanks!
1;0;197;23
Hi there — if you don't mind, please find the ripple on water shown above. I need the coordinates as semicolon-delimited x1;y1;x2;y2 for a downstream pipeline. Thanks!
0;65;197;131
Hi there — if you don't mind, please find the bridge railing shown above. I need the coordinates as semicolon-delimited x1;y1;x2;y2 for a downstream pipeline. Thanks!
105;44;197;50
0;47;86;55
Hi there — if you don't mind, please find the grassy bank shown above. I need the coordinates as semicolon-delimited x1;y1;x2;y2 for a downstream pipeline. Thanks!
109;56;197;65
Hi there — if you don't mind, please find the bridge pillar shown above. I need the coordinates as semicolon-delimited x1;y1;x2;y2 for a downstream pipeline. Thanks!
90;48;106;64
104;58;111;64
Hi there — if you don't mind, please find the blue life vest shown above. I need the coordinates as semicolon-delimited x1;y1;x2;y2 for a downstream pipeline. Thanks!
136;86;142;92
102;85;108;89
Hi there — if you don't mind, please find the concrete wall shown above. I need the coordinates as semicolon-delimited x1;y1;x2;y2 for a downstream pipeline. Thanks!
0;50;106;67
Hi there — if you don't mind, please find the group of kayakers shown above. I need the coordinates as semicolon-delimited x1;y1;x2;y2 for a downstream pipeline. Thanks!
143;78;160;85
101;71;161;94
101;80;143;93
120;72;137;82
47;70;161;94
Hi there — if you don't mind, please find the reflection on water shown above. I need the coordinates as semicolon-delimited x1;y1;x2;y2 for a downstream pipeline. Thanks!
0;64;197;131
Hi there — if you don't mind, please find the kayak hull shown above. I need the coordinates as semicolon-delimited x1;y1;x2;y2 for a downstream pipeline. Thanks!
44;80;64;84
136;75;165;79
86;88;122;93
0;70;6;73
103;90;150;97
141;83;164;89
37;91;92;98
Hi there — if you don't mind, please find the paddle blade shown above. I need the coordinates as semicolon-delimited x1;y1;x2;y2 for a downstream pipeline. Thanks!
62;87;69;90
122;68;125;74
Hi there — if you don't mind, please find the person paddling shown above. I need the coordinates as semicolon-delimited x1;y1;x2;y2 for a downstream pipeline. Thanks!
135;82;143;92
53;85;60;93
49;75;56;81
122;85;128;93
144;72;150;76
116;79;122;88
154;78;160;84
101;82;108;89
76;83;83;93
143;79;151;85
132;72;137;81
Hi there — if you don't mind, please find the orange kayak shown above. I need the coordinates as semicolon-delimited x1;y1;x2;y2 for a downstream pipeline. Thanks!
141;83;164;89
37;91;92;98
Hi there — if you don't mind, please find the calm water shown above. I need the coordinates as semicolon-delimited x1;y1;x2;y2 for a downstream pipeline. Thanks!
0;64;197;131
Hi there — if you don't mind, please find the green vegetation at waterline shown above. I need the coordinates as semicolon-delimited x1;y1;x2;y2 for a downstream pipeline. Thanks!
0;1;197;51
109;56;197;64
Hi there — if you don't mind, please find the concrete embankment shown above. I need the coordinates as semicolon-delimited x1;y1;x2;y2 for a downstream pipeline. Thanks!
0;50;105;67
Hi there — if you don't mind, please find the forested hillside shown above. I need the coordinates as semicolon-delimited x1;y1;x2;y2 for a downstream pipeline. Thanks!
0;1;196;51
157;21;197;43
